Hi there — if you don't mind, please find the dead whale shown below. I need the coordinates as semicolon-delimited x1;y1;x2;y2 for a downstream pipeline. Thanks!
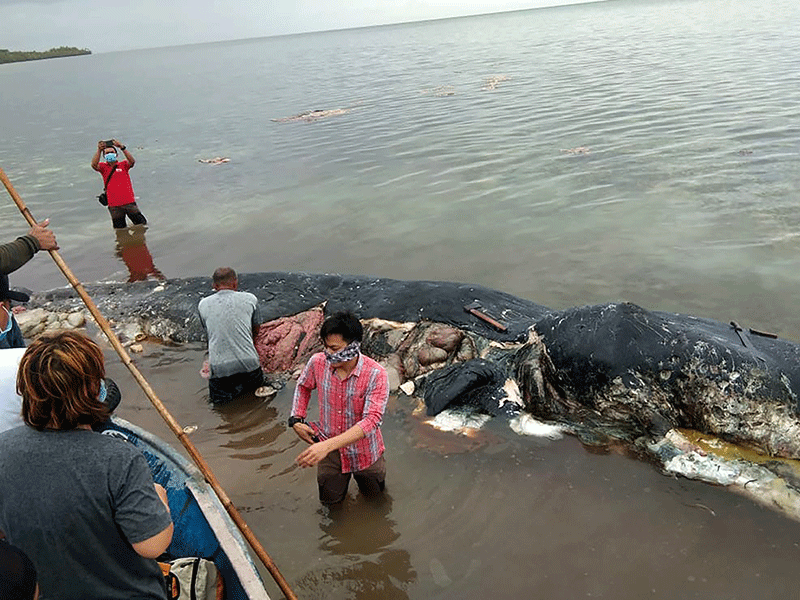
20;272;800;520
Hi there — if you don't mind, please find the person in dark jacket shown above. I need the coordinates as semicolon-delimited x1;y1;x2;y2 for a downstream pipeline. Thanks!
0;220;59;275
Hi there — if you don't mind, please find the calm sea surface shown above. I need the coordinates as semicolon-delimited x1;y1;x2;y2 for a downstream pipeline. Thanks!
3;0;800;597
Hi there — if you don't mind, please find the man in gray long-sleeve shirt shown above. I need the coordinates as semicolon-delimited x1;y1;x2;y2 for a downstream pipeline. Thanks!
0;219;59;275
198;267;264;403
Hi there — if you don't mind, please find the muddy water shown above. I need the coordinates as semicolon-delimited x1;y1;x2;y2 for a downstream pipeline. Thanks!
103;337;800;599
4;0;800;594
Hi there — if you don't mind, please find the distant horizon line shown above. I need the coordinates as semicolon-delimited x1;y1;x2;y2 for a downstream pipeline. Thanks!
93;0;608;55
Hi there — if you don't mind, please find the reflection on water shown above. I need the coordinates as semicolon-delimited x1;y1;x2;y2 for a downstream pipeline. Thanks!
212;394;284;464
295;494;416;600
113;225;165;282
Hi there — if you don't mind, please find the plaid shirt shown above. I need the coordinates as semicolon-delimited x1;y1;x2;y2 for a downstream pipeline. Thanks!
291;352;388;473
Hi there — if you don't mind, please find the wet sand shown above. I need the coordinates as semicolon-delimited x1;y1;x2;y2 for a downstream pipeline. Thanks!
104;336;800;600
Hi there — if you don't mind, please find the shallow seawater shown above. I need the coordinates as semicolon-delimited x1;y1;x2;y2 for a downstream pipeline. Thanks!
4;0;800;596
2;0;800;342
105;339;800;599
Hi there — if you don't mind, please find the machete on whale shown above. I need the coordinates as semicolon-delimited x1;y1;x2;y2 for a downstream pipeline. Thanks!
18;271;800;521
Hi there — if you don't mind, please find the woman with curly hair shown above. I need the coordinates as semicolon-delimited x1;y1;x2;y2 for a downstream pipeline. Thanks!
0;331;173;600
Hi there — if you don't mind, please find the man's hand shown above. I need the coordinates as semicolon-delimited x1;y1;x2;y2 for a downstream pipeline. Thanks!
296;441;332;468
28;218;58;251
292;422;317;445
112;139;122;148
97;140;106;150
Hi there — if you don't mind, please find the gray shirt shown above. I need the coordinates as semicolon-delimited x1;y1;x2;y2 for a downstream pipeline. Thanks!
0;426;172;600
198;289;261;378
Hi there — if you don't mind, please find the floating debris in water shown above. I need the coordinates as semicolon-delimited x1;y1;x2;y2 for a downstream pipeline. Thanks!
183;425;198;434
687;502;716;517
428;408;491;433
399;380;415;396
255;385;276;398
420;86;456;97
481;75;509;90
561;146;591;155
272;107;354;123
509;413;564;439
198;157;230;165
429;557;453;587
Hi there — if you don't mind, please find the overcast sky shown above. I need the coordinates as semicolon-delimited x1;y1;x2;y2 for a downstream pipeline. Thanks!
1;0;601;53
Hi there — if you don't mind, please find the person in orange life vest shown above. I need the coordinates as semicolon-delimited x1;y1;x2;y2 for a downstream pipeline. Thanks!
91;139;147;229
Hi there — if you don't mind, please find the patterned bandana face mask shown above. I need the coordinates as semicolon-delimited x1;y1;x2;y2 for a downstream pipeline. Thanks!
324;341;360;363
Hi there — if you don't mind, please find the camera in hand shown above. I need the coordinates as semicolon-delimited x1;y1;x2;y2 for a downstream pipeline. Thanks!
104;140;114;148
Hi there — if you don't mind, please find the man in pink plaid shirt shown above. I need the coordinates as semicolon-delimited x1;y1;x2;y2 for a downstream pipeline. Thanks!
289;311;389;505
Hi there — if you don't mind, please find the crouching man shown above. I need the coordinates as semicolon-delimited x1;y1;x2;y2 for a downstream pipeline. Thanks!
198;267;264;403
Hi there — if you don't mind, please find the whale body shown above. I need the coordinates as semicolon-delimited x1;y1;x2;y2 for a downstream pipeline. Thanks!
23;272;800;520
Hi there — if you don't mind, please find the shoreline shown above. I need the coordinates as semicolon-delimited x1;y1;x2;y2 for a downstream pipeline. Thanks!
0;46;91;64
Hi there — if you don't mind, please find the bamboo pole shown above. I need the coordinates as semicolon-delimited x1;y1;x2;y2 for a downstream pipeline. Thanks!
0;167;299;600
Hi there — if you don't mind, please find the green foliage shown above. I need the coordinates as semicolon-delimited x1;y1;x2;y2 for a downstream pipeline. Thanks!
0;46;91;64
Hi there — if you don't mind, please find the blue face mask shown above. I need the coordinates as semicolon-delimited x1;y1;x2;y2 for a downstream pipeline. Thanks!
98;379;107;404
0;306;11;341
104;153;117;162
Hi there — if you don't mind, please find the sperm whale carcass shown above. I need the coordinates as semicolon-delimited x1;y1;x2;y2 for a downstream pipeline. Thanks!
20;272;800;520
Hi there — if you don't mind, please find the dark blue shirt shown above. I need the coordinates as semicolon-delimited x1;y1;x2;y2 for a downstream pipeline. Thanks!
0;317;25;349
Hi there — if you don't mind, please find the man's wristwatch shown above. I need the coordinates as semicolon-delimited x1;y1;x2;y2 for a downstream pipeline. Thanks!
119;145;126;150
287;416;305;428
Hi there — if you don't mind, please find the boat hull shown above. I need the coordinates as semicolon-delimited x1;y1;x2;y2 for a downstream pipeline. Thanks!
105;417;271;600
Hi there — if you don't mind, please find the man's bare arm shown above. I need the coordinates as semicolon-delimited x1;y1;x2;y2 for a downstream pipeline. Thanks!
113;139;135;168
131;484;173;559
91;140;104;171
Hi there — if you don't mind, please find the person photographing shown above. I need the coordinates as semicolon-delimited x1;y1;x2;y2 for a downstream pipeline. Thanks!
91;139;147;229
